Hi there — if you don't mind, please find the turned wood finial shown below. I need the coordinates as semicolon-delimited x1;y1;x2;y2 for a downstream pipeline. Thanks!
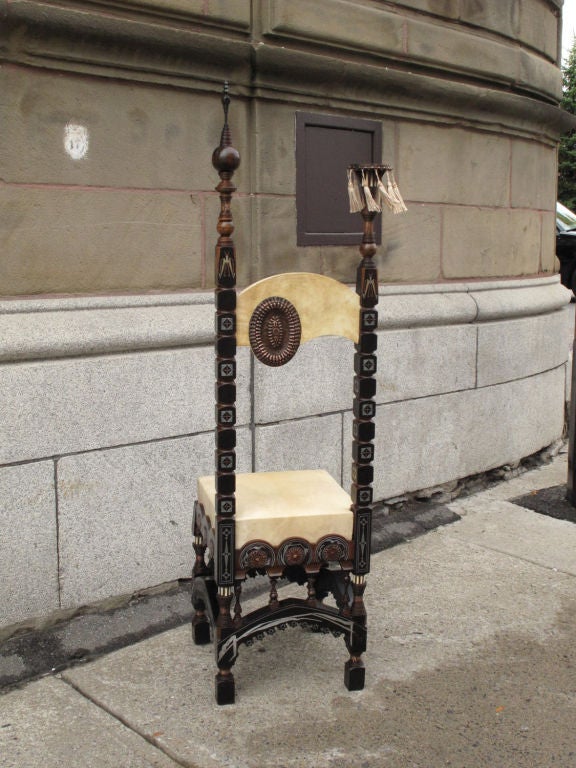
212;81;240;175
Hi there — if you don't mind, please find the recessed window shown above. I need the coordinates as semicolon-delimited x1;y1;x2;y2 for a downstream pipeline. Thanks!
296;112;382;247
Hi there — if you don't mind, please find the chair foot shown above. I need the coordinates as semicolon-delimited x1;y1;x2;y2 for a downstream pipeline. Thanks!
215;669;235;705
192;615;211;645
344;657;365;691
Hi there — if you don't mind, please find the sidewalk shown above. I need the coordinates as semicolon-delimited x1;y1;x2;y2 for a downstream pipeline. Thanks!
2;451;576;768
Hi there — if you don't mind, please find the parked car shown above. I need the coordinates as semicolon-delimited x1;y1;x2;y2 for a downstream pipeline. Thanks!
556;201;576;295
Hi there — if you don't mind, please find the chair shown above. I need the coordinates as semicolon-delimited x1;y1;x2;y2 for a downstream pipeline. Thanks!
191;84;405;704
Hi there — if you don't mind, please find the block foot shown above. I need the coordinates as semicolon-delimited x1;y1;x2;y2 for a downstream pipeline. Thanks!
192;617;211;645
215;669;235;705
344;658;365;691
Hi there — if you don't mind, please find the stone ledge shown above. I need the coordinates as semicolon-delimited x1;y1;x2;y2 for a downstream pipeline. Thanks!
0;276;568;362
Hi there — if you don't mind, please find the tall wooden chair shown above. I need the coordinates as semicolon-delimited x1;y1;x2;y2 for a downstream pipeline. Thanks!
191;85;405;705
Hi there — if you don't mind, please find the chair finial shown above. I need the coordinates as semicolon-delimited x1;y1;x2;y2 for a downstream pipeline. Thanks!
212;81;240;173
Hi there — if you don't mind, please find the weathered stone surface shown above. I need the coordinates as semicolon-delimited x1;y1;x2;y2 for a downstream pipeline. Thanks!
57;429;251;608
0;677;179;768
381;203;442;282
406;15;518;86
254;196;327;281
378;283;477;328
394;0;459;18
0;346;250;464
120;0;251;29
253;336;353;423
511;140;556;211
541;210;557;273
0;462;59;626
0;186;203;295
254;413;343;483
442;207;541;278
517;49;562;101
376;324;477;404
399;124;510;206
470;276;569;321
476;308;570;388
518;0;559;61
344;366;566;499
0;66;249;192
0;297;214;362
265;0;405;56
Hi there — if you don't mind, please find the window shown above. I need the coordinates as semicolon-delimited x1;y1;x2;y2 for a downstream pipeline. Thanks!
296;112;382;246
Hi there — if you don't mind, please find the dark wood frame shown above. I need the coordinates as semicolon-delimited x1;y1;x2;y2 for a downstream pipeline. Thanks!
192;87;379;704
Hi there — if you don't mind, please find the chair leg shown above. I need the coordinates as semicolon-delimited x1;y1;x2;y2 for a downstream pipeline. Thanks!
215;668;235;705
344;655;365;691
192;600;211;645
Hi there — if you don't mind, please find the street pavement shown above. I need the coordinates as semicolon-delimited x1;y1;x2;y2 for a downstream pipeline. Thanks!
1;450;576;768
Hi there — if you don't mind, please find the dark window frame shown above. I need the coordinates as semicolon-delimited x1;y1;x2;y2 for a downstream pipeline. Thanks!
296;112;383;247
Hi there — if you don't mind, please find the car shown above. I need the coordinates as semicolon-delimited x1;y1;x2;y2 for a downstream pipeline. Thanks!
556;201;576;295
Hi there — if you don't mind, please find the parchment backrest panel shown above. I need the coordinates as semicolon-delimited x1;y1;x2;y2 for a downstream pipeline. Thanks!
237;272;360;347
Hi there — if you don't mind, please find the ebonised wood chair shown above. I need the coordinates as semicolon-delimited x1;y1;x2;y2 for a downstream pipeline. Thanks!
191;85;400;705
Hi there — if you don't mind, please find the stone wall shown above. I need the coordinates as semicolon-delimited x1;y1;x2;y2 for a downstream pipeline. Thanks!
0;0;573;634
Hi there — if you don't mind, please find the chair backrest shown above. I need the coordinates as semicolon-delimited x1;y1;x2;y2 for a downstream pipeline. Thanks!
212;87;382;591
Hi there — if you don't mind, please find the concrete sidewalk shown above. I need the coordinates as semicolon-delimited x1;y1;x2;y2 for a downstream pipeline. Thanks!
2;452;576;768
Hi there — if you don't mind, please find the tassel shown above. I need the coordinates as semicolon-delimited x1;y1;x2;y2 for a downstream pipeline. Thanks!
376;169;396;212
362;170;381;213
347;168;364;213
386;170;407;214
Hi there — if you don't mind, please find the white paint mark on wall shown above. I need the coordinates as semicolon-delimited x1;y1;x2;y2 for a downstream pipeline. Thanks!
64;123;89;160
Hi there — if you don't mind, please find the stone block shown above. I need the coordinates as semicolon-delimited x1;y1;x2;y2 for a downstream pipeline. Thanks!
406;16;517;85
254;336;354;423
381;204;442;282
518;0;560;61
541;211;556;273
0;346;250;464
0;186;203;295
57;429;252;608
0;66;249;192
379;284;477;329
477;309;570;387
0;462;59;627
442;207;541;278
254;413;343;483
511;140;557;211
344;366;565;499
517;49;562;101
470;277;569;322
254;196;325;281
253;101;296;196
398;124;510;207
265;0;404;56
459;0;557;63
459;0;519;39
393;0;459;18
122;0;251;29
376;324;477;404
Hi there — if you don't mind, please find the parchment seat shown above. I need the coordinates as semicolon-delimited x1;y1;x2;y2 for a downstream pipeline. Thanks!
197;469;354;555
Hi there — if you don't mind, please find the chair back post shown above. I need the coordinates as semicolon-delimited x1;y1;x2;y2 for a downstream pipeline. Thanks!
350;175;381;585
212;82;241;600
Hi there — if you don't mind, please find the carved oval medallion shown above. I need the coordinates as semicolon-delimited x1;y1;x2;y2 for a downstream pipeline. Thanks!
249;297;302;367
